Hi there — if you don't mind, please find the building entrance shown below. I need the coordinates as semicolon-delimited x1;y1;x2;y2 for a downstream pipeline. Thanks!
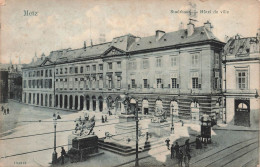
235;100;250;127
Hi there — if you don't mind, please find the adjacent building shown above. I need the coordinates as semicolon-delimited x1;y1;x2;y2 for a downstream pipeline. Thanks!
223;33;260;128
22;21;225;122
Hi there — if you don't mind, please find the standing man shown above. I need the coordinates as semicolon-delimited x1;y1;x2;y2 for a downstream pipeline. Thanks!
61;147;66;165
174;142;180;158
185;139;190;152
171;144;175;159
178;150;183;167
165;138;170;150
6;108;9;114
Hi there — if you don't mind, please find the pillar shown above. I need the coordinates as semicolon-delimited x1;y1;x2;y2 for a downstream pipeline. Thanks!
103;97;107;113
62;95;65;108
96;100;100;112
72;95;75;110
39;93;42;106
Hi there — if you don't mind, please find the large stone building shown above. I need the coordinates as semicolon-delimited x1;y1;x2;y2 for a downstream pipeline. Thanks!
22;21;225;122
223;34;260;128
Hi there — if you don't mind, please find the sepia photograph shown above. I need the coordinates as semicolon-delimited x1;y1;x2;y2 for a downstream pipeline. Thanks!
0;0;259;166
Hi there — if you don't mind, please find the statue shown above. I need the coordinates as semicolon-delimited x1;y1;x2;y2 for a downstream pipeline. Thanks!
73;115;96;136
151;107;167;123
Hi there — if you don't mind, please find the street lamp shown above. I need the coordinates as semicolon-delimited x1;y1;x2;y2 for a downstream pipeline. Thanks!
52;113;61;164
171;105;174;133
135;101;139;167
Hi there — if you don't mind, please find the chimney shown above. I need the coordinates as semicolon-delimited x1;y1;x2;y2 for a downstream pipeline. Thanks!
204;20;212;32
187;22;194;36
179;22;184;30
155;30;165;41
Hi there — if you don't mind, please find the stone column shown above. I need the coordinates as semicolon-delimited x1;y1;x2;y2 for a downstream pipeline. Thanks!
34;94;37;105
62;95;65;108
57;94;60;108
103;97;107;113
39;93;42;106
77;96;80;110
83;96;86;110
72;95;75;110
96;100;100;112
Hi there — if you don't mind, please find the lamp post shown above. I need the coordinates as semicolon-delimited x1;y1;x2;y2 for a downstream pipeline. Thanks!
52;112;61;164
171;105;174;133
135;101;139;167
52;113;57;164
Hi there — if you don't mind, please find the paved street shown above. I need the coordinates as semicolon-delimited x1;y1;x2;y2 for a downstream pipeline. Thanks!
0;101;259;167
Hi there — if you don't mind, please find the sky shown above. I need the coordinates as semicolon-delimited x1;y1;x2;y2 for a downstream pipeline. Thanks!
0;0;259;64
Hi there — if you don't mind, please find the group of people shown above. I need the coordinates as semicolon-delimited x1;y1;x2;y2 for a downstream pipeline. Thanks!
101;115;108;123
1;106;10;115
165;138;191;167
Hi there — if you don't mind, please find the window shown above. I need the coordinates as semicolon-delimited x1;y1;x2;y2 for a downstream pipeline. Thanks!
171;56;177;66
41;70;43;77
75;78;78;81
157;78;162;88
56;69;58;74
156;57;162;67
215;53;219;66
108;76;112;89
80;66;83;73
143;79;148;88
192;54;199;65
131;79;136;88
75;67;78;73
117;62;121;69
143;59;149;69
108;62;113;70
237;71;248;89
45;70;48;77
129;61;137;70
23;80;27;88
69;67;73;73
60;68;63;74
192;78;199;89
92;65;96;71
49;70;52;77
86;66;90;71
99;64;103;70
65;68;68;74
171;78;177;88
117;76;121;88
214;78;218;89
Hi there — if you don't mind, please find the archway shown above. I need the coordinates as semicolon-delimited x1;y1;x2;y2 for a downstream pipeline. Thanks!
98;96;103;112
55;95;58;107
49;94;52;107
60;95;63;108
235;100;250;127
170;101;179;118
142;99;149;115
191;101;200;121
155;99;163;112
129;98;137;114
45;94;48;106
64;95;68;108
115;96;121;114
86;96;90;110
92;96;96;111
41;94;43;106
107;96;113;110
37;93;39;105
75;96;78;110
80;96;84;110
69;95;73;109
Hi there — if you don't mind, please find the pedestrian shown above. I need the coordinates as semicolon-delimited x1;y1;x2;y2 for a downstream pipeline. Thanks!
174;142;180;156
184;153;190;167
102;115;105;123
1;106;3;111
171;144;175;159
3;109;6;115
185;139;190;152
146;132;149;142
178;150;183;167
105;115;107;122
84;112;88;121
165;138;170;150
61;147;66;165
6;108;9;114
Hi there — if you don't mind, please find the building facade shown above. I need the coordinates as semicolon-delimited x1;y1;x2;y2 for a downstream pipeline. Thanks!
22;21;225;122
223;34;260;128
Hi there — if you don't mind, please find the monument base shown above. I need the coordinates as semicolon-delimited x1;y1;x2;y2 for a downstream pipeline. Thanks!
67;134;99;162
148;122;170;138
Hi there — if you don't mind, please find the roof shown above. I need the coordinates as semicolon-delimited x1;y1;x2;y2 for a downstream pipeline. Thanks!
223;37;259;56
25;25;223;68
